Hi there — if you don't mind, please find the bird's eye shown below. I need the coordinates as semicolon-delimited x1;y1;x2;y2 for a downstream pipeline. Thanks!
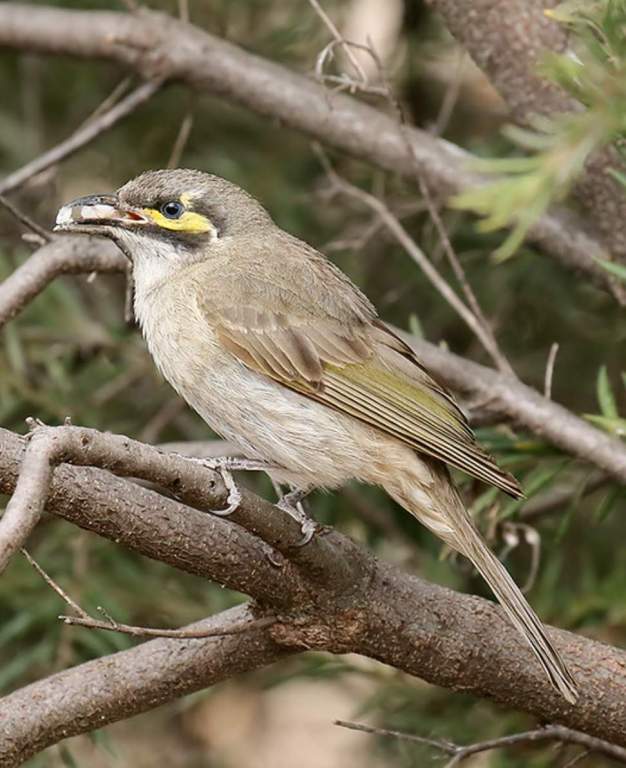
160;201;185;219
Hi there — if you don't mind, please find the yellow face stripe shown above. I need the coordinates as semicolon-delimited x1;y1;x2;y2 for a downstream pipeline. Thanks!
141;208;213;233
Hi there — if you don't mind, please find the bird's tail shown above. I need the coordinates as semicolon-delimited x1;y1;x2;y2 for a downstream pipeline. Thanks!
457;515;579;704
384;463;579;704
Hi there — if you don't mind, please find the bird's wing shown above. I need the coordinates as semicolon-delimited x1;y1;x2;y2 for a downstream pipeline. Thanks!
200;286;521;498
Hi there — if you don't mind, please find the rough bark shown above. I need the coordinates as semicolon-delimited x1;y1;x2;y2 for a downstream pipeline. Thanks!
0;424;625;763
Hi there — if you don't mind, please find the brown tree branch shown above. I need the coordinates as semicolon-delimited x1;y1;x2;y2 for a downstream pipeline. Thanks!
0;427;307;608
0;3;619;301
0;236;126;329
0;604;290;768
399;332;626;485
427;0;626;272
1;423;626;760
0;423;353;589
0;195;51;242
336;720;626;765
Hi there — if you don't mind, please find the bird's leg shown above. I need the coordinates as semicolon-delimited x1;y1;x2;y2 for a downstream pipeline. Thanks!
193;456;276;517
276;488;318;547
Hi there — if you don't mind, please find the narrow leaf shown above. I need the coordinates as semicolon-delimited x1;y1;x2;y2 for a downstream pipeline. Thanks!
596;365;619;419
593;257;626;282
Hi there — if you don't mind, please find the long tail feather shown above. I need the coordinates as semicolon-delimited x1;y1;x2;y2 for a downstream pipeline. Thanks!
386;464;579;704
459;518;579;704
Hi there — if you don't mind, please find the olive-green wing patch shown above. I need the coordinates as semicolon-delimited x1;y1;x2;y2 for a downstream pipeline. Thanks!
205;302;521;497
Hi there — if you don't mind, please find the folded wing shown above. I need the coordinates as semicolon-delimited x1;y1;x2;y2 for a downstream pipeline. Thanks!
202;298;522;498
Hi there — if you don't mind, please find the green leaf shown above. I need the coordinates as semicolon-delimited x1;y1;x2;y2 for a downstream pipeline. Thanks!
608;167;626;189
593;486;625;524
584;414;626;437
408;313;423;339
593;257;626;282
469;486;500;517
500;460;569;519
596;365;619;419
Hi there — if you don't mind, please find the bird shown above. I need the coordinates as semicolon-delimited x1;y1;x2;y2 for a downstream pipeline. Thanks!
55;168;578;704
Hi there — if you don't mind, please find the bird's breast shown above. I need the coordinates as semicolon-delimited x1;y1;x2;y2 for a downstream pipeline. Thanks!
132;276;392;489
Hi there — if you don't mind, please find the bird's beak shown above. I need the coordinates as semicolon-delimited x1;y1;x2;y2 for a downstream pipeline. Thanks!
54;194;149;232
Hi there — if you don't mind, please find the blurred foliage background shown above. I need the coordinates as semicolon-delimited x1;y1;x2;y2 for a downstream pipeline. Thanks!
0;0;625;766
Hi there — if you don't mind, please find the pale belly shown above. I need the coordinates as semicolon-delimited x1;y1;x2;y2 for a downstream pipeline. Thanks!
136;285;396;489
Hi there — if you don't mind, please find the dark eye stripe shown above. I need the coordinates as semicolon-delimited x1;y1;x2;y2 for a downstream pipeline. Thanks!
160;201;185;219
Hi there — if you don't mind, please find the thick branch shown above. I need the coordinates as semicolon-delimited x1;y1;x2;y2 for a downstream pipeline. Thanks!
427;0;626;268
0;604;289;768
0;3;619;300
0;427;308;607
0;424;356;588
0;422;625;755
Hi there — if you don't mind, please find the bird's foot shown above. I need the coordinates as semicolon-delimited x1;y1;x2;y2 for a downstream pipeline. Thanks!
276;489;318;547
195;456;274;517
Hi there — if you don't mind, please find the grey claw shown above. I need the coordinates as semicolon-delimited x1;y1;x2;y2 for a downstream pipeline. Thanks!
295;519;318;547
201;460;242;517
276;495;317;547
265;549;286;567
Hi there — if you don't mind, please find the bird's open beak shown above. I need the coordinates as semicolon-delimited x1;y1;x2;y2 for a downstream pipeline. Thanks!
54;194;149;232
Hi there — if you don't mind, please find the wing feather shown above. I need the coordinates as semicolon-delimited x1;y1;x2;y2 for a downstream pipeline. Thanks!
203;299;521;497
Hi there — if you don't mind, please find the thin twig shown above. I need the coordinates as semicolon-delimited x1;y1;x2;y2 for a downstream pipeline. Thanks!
308;0;368;84
0;195;51;242
545;342;560;399
335;721;626;765
178;0;189;23
521;471;610;522
167;111;194;169
22;548;85;617
59;613;276;639
308;10;513;374
335;720;456;753
432;51;464;137
81;76;133;125
24;547;277;639
315;146;510;368
0;79;162;197
362;40;513;375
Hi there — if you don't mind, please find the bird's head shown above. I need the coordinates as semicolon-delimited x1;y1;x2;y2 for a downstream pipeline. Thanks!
54;168;272;263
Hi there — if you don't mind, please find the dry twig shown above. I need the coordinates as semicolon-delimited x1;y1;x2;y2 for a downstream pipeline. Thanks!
0;79;162;197
308;0;369;85
0;195;51;242
544;342;560;400
24;548;277;640
167;110;194;169
335;720;626;765
307;8;513;374
316;147;513;371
